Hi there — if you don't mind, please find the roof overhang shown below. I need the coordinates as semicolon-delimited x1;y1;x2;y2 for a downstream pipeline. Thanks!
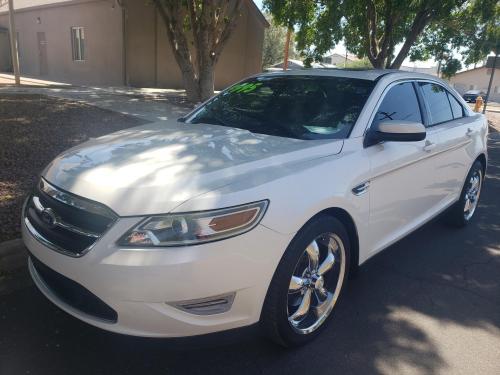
246;0;269;28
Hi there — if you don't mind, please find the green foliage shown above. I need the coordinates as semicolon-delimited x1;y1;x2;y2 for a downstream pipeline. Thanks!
264;0;342;63
458;0;499;65
441;58;462;78
343;58;373;69
264;0;492;70
302;55;314;68
262;14;299;68
410;0;498;75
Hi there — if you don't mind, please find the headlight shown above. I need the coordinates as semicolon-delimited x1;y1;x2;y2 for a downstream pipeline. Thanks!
118;200;269;247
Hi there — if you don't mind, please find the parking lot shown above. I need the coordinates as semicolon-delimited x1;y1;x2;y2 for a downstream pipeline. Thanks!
0;133;499;374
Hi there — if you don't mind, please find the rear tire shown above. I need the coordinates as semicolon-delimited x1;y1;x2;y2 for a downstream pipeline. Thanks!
445;160;484;227
260;215;350;347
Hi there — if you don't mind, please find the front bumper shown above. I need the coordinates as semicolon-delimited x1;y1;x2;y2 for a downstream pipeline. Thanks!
22;216;291;337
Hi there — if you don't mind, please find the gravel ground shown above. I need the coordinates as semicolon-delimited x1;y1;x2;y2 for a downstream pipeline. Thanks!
0;94;148;242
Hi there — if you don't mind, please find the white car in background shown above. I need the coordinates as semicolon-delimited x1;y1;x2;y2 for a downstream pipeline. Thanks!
22;70;488;346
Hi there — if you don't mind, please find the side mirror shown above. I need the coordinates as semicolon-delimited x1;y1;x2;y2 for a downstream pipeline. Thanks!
364;121;426;147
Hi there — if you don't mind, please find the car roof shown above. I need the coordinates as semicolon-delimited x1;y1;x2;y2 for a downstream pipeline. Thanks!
258;68;439;82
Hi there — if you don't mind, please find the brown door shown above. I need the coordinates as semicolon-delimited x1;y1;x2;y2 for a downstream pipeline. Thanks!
37;32;47;75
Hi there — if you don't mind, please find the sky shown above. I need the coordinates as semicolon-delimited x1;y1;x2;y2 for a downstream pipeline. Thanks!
252;0;436;68
253;0;263;9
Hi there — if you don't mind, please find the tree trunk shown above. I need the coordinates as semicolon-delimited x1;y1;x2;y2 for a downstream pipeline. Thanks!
181;70;201;103
390;9;432;69
154;0;200;102
153;0;242;103
283;28;292;70
371;59;385;69
198;62;215;102
385;37;395;68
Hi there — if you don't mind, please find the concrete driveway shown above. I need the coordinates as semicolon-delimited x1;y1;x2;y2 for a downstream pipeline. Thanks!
1;135;499;375
0;75;193;123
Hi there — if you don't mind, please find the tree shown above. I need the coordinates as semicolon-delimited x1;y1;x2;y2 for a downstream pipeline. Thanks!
262;14;299;69
264;0;471;69
344;58;373;69
459;1;498;112
152;0;243;102
440;58;462;79
458;0;499;65
409;0;498;77
264;0;342;62
409;25;457;76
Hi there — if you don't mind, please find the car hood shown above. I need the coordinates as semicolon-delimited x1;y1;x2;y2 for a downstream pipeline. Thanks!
42;121;343;216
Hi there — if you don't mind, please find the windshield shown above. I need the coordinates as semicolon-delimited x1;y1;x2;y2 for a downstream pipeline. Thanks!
188;75;375;140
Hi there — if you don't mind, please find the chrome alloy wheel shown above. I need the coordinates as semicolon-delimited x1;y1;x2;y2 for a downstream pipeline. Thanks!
287;233;346;334
464;168;482;221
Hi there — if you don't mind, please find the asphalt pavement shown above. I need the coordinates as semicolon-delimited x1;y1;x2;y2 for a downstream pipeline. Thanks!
1;134;499;375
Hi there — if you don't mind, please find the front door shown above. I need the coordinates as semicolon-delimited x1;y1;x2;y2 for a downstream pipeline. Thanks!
37;32;47;76
364;81;442;255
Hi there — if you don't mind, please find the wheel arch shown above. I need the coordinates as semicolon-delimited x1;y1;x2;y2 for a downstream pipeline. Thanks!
475;153;487;174
309;207;360;277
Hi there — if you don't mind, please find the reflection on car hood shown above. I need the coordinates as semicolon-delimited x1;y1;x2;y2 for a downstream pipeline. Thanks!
42;120;343;216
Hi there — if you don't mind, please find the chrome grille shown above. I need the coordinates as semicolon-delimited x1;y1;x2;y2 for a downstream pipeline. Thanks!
24;178;117;257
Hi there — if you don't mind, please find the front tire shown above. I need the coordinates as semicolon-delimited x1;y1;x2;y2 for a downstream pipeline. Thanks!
261;216;350;347
446;160;484;227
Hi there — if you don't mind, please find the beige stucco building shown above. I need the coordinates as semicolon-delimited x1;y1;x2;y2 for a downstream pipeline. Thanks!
449;58;500;102
322;53;359;66
0;0;267;89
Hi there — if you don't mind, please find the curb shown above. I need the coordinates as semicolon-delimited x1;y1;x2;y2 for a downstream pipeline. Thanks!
0;238;28;274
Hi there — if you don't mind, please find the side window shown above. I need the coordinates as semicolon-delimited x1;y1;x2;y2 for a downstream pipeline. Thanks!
418;82;453;125
447;92;464;119
372;82;422;127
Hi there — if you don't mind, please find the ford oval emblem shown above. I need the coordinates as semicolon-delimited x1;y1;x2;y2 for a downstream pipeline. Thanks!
40;208;58;228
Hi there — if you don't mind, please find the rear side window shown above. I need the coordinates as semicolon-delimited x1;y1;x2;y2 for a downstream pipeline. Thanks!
447;92;464;119
372;82;422;127
419;83;454;125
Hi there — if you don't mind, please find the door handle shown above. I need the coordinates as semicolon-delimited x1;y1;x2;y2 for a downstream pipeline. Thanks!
466;128;474;137
352;181;370;196
423;141;436;152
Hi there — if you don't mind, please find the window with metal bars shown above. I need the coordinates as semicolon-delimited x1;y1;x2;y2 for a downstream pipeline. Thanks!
71;27;85;61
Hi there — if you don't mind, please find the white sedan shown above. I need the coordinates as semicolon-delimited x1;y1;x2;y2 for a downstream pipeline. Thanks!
22;70;488;346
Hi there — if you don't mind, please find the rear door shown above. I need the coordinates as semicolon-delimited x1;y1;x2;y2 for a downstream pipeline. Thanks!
417;82;481;209
37;32;48;76
364;81;442;255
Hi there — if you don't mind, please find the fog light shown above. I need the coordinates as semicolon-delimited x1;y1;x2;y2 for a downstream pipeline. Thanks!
170;293;235;315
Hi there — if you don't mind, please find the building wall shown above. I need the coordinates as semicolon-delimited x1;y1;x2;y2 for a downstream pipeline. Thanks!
123;0;156;87
0;31;11;71
0;0;265;89
214;3;264;89
449;67;500;102
124;0;266;90
328;53;357;66
400;65;438;76
0;0;123;85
